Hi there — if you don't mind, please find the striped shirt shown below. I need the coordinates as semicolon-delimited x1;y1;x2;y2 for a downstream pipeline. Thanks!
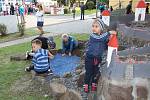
32;49;49;72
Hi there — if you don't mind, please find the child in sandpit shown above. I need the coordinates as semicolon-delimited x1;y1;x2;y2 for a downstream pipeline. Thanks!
83;19;117;92
26;36;55;60
61;34;78;56
25;39;53;74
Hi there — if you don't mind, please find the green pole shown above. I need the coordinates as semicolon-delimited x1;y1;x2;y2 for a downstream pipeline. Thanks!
96;0;98;18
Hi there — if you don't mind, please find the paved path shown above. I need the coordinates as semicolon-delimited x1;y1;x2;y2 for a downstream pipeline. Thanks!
44;19;93;34
0;15;94;48
25;14;95;28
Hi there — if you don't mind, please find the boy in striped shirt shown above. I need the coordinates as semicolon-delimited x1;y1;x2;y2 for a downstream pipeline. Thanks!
25;39;52;74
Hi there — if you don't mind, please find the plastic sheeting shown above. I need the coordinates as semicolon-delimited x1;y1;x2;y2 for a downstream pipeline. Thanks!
49;54;80;76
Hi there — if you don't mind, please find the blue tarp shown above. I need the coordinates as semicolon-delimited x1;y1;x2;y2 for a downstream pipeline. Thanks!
49;54;80;76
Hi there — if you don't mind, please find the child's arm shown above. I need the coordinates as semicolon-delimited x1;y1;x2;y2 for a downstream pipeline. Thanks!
62;41;66;54
109;31;117;35
109;31;117;40
48;51;54;59
69;40;74;55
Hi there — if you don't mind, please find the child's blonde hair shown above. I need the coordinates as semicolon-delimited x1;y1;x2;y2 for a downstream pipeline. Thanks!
62;34;69;39
32;39;42;47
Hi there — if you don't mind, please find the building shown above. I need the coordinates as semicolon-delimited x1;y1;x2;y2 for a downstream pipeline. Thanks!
132;0;150;11
0;0;23;12
109;0;131;9
109;0;150;12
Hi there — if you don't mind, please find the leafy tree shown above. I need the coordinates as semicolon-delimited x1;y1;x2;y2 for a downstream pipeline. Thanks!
87;1;95;10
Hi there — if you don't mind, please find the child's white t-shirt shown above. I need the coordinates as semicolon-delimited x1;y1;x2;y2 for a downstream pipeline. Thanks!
36;10;44;22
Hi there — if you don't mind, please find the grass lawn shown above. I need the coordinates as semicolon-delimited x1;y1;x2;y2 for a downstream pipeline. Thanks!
0;28;39;43
65;8;96;16
0;33;89;100
75;8;96;15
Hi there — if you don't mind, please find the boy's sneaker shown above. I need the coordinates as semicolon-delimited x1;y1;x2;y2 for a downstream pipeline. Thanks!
48;69;53;75
83;84;89;93
91;83;97;92
25;51;29;58
25;67;31;72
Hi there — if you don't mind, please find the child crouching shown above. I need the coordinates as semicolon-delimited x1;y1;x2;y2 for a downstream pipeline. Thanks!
25;39;51;74
61;34;78;56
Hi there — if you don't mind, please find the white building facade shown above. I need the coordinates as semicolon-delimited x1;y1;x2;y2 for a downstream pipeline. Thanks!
0;0;23;12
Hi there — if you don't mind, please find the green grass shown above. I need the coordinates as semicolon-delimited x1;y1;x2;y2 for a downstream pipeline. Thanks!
0;33;89;100
76;9;96;15
0;28;40;43
65;8;96;16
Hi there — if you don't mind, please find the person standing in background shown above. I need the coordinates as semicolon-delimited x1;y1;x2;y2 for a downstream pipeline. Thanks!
2;4;7;16
24;5;28;15
15;3;19;15
109;6;113;12
19;4;25;23
36;4;44;36
146;3;149;14
99;3;105;13
28;4;33;15
10;3;15;15
126;1;132;14
7;3;11;15
80;3;85;20
72;3;76;19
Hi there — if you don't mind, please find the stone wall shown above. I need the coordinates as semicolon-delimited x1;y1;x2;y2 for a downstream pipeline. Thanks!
0;15;18;34
110;15;150;27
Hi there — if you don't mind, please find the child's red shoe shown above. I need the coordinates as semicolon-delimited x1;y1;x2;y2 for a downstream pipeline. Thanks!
83;84;89;93
91;83;97;92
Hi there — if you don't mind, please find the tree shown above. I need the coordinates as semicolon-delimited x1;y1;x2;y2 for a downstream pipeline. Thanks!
0;24;7;36
87;1;95;10
57;0;66;6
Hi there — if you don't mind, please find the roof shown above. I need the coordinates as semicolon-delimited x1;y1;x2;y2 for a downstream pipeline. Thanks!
101;10;110;16
136;0;146;8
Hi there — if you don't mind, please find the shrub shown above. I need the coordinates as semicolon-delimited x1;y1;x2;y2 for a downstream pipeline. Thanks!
72;9;75;13
0;24;7;36
64;8;69;14
87;1;95;10
18;23;25;36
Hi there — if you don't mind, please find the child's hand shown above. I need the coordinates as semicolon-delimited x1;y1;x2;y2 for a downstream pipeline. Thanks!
49;55;54;59
69;52;72;56
62;53;66;56
109;31;117;35
48;52;54;59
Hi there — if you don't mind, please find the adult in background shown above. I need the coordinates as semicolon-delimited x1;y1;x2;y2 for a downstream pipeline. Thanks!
99;3;105;19
61;34;78;56
10;3;15;15
36;4;44;36
126;1;132;14
15;3;19;15
109;6;113;12
7;3;11;15
72;3;76;19
19;4;25;23
2;4;7;16
80;3;85;20
99;3;105;13
28;4;33;15
146;3;149;14
25;5;28;15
